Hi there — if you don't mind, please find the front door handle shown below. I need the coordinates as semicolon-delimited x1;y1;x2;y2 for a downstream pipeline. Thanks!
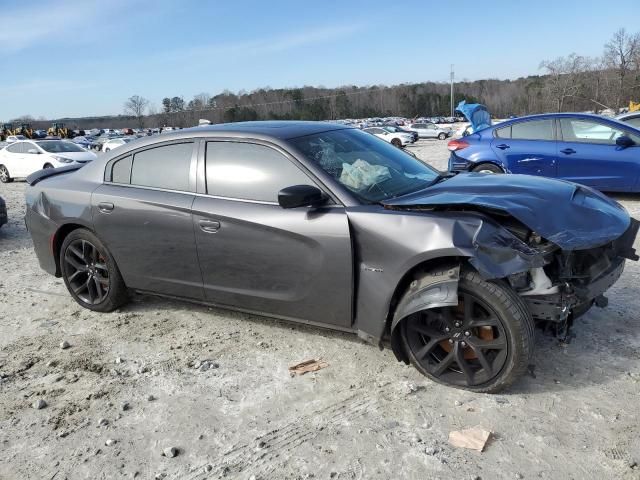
199;220;221;233
560;148;576;155
98;202;114;213
496;144;510;150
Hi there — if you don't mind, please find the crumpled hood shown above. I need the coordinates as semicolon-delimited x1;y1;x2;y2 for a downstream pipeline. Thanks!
384;173;631;250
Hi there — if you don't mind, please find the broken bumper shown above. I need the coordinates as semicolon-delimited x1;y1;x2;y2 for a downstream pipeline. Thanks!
523;256;625;322
522;217;638;323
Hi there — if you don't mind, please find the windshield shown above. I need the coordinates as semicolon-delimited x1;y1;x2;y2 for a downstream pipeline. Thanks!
290;128;438;203
37;140;85;153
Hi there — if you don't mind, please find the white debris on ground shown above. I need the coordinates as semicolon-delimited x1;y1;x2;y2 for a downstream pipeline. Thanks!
0;140;639;479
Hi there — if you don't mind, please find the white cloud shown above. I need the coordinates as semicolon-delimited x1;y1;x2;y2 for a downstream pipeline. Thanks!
158;23;367;62
0;0;132;56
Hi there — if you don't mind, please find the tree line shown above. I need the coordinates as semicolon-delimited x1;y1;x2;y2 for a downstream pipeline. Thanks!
7;28;639;130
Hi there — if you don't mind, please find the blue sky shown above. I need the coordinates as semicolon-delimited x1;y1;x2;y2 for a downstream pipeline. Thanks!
1;0;638;119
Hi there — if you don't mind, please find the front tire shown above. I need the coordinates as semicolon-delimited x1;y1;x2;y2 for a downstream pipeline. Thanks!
0;165;13;183
438;133;447;140
60;229;129;312
391;138;402;148
400;269;534;393
43;163;54;169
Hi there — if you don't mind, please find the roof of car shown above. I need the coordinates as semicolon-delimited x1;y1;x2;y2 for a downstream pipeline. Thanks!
616;112;640;120
489;112;640;130
180;120;351;139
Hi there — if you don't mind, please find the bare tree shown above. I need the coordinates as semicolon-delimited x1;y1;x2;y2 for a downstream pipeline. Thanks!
539;54;586;111
124;95;149;128
187;92;211;111
603;28;640;109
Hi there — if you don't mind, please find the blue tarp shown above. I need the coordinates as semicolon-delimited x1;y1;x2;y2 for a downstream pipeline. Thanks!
456;100;491;133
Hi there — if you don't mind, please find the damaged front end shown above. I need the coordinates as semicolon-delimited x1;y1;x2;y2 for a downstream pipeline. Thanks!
383;201;638;342
508;218;639;337
382;174;639;340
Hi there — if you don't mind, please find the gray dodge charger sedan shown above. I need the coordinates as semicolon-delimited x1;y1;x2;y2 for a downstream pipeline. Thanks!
24;121;639;392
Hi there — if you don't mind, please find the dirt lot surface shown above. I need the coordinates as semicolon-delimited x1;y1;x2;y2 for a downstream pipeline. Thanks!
1;140;640;480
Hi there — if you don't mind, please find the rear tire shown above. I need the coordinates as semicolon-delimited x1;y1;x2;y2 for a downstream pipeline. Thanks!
400;269;534;393
472;163;503;174
0;165;13;183
60;229;129;312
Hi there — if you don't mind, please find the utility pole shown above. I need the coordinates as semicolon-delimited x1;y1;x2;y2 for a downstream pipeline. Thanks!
450;64;455;117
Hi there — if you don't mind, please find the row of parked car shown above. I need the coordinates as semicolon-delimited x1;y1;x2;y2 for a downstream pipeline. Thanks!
363;122;454;147
339;116;466;129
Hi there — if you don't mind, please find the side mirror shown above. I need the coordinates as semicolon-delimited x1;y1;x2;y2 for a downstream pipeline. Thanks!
27;148;40;154
278;185;327;209
616;135;634;149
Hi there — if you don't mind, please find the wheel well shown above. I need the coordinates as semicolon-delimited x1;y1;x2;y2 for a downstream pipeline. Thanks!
384;256;466;363
471;161;504;172
383;257;466;339
52;223;90;276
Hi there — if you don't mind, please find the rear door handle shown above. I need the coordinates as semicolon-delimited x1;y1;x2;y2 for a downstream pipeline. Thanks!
496;144;510;150
560;148;576;155
199;220;221;233
98;202;114;213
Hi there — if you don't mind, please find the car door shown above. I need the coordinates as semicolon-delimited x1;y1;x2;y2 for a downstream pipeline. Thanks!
23;142;45;174
556;117;640;190
92;140;204;300
490;118;557;177
411;124;426;138
192;139;353;328
425;124;438;138
2;143;26;177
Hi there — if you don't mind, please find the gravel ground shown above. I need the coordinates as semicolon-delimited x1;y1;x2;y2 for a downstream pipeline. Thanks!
1;140;640;480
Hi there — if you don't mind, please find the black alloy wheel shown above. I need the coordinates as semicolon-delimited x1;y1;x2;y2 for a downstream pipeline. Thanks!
401;269;534;393
63;238;110;305
60;229;129;311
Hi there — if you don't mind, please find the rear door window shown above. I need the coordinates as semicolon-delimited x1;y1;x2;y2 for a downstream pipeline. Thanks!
205;142;314;203
510;120;554;141
6;143;22;153
494;125;511;138
109;155;133;183
130;142;194;191
559;118;639;145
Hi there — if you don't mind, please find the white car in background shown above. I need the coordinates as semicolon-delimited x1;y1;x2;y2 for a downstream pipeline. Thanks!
6;135;26;143
408;122;453;140
0;140;96;183
363;127;414;148
101;137;134;152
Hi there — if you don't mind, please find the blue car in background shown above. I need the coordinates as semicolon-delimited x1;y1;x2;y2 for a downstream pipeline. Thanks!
448;113;640;192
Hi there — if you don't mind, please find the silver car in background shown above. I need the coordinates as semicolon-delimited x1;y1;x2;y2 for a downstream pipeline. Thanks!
407;122;453;140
